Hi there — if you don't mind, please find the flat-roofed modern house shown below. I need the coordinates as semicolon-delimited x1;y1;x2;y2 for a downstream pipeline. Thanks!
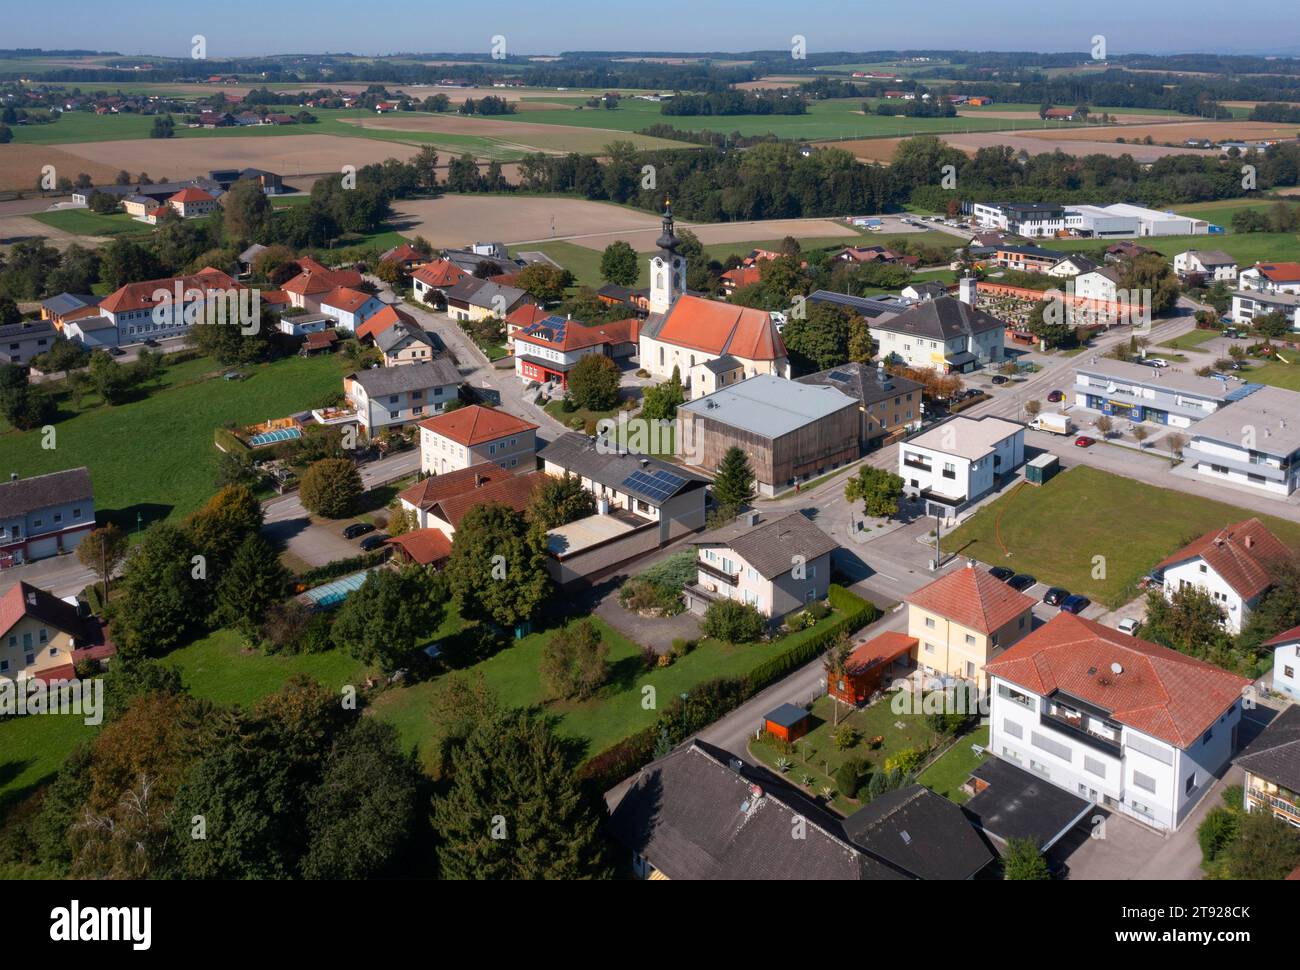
682;510;838;620
62;315;118;349
1235;705;1300;829
1266;625;1300;704
871;296;1005;373
898;416;1025;521
970;202;1067;237
797;361;923;450
343;358;462;434
991;245;1067;273
0;320;58;365
418;404;538;474
1184;386;1300;497
1072;358;1239;427
1152;518;1291;635
0;467;95;567
677;375;860;496
986;612;1250;831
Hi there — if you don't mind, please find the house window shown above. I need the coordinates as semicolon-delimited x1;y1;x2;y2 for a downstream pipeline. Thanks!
997;684;1034;710
1185;774;1197;796
25;653;34;665
1084;756;1106;778
0;661;6;672
924;616;935;629
923;642;935;655
964;633;976;646
1286;666;1295;679
38;629;47;644
1132;771;1157;794
1202;728;1213;745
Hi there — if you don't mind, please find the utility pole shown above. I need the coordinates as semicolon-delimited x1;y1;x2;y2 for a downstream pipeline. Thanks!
933;507;942;571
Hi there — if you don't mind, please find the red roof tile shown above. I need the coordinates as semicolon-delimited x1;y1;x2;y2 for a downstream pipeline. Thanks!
1255;262;1300;282
655;294;785;361
430;471;546;528
506;304;550;330
412;259;468;289
515;315;638;353
356;304;417;341
418;404;537;447
1154;518;1291;601
385;528;452;566
98;268;239;315
1265;623;1300;648
905;562;1036;635
0;582;85;641
398;464;514;512
845;632;918;676
169;186;215;204
320;287;374;314
985;612;1251;749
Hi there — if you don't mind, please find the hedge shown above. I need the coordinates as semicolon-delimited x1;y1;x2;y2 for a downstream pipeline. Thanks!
577;585;878;792
949;393;991;414
291;550;388;590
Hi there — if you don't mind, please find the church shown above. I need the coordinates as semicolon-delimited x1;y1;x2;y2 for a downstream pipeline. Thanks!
637;205;789;398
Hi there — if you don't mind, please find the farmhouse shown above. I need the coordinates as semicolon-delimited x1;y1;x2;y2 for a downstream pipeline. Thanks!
872;293;1005;373
677;375;860;496
682;510;838;620
986;612;1250;831
165;186;219;219
343;358;462;434
418;404;538;474
0;468;95;567
1153;518;1291;635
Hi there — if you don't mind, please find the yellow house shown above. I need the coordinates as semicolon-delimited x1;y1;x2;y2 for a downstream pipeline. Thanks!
905;561;1036;688
0;581;90;681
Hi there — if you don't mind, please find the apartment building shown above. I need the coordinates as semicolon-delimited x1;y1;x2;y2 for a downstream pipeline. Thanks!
1234;705;1300;829
871;295;1005;374
1185;386;1300;497
418;404;538;474
898;416;1025;522
343;358;462;434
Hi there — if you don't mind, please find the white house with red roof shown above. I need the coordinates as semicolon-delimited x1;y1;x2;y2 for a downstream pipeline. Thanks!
166;186;219;218
418;403;538;474
97;268;246;342
638;206;788;388
1267;624;1300;703
318;287;385;333
411;259;469;305
513;314;639;389
986;612;1251;831
1238;261;1300;295
281;258;366;313
1153;518;1292;634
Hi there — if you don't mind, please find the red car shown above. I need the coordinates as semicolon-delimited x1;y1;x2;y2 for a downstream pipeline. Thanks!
1075;435;1096;448
1047;390;1065;403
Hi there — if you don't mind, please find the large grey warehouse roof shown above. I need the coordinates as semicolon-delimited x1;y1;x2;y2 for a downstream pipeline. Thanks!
680;374;857;440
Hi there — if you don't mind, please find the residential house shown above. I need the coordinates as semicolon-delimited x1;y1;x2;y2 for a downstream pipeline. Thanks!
280;258;366;313
444;276;532;323
595;284;651;316
1072;267;1124;305
410;471;545;539
384;528;453;569
1184;386;1300;497
898;416;1025;521
97;268;246;343
906;560;1036;689
720;265;761;296
1173;250;1238;283
410;259;469;305
1236;705;1300;828
166;186;219;218
991;245;1067;273
512;315;639;389
0;468;95;567
396;464;516;529
871;295;1005;373
343;358;462;434
1238;261;1300;295
682;510;838;620
839;784;994;880
1266;625;1300;703
900;281;948;302
0;320;57;365
375;319;440;366
677;375;860;496
503;304;551;346
797;360;923;450
1072;358;1236;428
1230;288;1300;331
1153;518;1291;635
39;293;101;330
276;311;334;338
319;288;384;333
378;243;429;273
986;612;1251;831
1046;255;1101;279
0;581;111;682
418;404;538;474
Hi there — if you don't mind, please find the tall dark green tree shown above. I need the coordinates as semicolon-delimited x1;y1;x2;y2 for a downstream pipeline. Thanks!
444;503;551;630
213;534;289;640
111;524;206;656
331;567;445;672
599;240;639;286
711;445;756;515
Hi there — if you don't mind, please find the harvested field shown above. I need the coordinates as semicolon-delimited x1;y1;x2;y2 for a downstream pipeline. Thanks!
338;114;688;154
1014;120;1300;144
50;134;425;179
568;217;861;252
0;143;121;192
830;138;906;163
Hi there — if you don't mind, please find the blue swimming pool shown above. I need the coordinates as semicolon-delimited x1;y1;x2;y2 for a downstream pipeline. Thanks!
248;426;303;447
303;570;372;609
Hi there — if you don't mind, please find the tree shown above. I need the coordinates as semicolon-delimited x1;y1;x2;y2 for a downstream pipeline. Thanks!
1239;556;1300;656
527;472;596;529
1212;809;1300;880
110;524;206;656
539;619;610;700
844;465;905;519
516;263;573;303
331;567;446;673
1132;425;1149;448
432;708;610;879
444;503;552;629
702;599;766;643
301;718;423;878
222;178;272;244
213;534;289;639
566;352;620;412
1141;586;1234;667
0;297;19;326
1002;838;1050;880
600;240;639;286
848;315;874;363
1255;310;1291;340
1119;252;1180;315
298;458;363;518
1165;432;1187;460
640;371;684;421
782;302;852;375
1094;414;1114;438
1024;399;1042;420
77;524;128;602
184;483;263;570
712;446;755;515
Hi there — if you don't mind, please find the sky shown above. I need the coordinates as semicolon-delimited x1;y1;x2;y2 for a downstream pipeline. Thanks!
7;0;1300;59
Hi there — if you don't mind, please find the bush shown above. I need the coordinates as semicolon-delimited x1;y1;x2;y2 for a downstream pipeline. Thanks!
703;599;766;643
884;746;927;775
670;637;695;659
539;619;610;700
805;600;830;621
834;757;868;799
832;724;861;750
1198;806;1240;865
298;458;363;518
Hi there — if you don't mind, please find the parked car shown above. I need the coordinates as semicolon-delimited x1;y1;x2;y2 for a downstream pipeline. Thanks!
1117;617;1141;635
991;375;1009;385
142;338;160;348
1060;594;1091;614
342;522;375;540
1008;574;1037;592
1043;587;1070;606
108;347;126;357
1047;389;1065;403
1074;435;1096;448
989;565;1016;582
1144;357;1169;368
359;534;388;552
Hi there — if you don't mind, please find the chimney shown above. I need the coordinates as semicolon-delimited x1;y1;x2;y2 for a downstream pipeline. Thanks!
26;591;36;607
474;473;485;487
959;274;976;306
1244;534;1254;549
639;458;649;468
597;496;609;516
744;510;760;527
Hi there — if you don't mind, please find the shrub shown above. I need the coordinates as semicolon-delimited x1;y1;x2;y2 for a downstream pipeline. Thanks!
539;619;610;700
703;599;766;643
805;600;830;621
832;724;861;750
298;458;363;518
1198;806;1240;865
834;757;867;799
670;637;695;658
885;746;927;775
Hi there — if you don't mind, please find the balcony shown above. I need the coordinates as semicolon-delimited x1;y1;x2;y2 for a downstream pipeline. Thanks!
1247;786;1300;819
696;560;739;585
903;456;932;472
1040;710;1121;756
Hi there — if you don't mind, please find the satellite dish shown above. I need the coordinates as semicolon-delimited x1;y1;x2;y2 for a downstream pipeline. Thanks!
1111;662;1123;675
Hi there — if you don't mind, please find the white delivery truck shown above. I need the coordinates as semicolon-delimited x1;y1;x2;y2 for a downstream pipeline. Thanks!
1030;412;1071;435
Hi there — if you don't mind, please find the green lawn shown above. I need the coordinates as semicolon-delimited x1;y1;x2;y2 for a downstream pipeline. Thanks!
0;706;100;818
1062;230;1300;268
918;723;990;804
30;209;160;237
1241;357;1300;390
946;466;1300;608
1159;328;1222;352
0;353;349;529
748;693;940;815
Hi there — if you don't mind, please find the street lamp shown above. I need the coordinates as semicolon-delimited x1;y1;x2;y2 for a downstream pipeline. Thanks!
135;511;143;535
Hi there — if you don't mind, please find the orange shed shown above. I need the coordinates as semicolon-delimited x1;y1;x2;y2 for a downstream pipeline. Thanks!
828;633;918;706
763;703;812;743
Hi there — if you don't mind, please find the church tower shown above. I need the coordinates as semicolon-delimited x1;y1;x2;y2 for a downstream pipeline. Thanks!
648;201;687;314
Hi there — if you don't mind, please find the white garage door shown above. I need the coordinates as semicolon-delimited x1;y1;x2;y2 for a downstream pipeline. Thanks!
26;536;58;561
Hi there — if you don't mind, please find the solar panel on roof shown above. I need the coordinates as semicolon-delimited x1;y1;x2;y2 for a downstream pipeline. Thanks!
827;370;853;382
622;468;686;503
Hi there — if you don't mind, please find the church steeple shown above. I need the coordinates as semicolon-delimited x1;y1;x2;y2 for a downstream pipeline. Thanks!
648;199;686;314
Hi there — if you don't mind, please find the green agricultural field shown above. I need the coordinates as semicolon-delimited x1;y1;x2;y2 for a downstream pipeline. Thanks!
31;208;175;237
1173;197;1300;226
0;353;348;530
946;466;1300;608
1063;230;1300;268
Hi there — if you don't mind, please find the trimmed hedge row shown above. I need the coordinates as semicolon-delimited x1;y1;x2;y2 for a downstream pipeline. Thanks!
577;584;879;793
292;550;388;591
